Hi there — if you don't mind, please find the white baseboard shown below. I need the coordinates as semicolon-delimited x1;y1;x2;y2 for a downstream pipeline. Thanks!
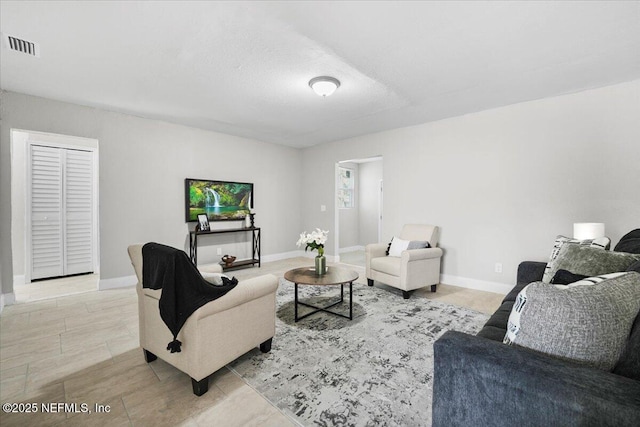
266;250;338;263
98;275;137;290
339;246;365;254
13;275;25;286
440;274;512;295
262;251;305;263
0;293;16;313
98;251;343;291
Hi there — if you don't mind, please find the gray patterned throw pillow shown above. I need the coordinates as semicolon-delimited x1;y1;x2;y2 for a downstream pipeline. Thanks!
542;235;611;283
504;272;640;371
544;244;640;283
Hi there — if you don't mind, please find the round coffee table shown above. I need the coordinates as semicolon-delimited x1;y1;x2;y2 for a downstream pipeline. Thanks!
284;266;359;322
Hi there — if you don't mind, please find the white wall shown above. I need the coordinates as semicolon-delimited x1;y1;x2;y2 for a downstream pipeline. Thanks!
338;162;359;250
2;80;639;298
1;91;302;293
300;80;640;288
358;160;383;245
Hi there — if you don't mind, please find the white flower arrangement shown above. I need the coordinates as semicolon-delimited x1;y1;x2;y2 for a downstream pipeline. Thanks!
296;228;329;256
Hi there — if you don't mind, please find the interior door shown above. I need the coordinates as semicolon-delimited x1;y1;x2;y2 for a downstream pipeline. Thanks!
29;145;94;280
30;145;64;280
64;149;94;275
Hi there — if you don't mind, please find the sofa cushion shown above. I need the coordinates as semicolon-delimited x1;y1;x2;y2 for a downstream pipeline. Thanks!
503;272;640;371
542;235;611;283
476;300;516;341
483;301;514;329
545;244;640;282
370;256;401;276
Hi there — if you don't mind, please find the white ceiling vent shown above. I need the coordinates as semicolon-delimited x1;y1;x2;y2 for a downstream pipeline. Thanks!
3;33;40;57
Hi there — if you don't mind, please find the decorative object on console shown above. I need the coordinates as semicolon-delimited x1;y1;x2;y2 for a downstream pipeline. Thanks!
196;213;210;231
185;178;253;222
221;255;236;268
296;228;329;275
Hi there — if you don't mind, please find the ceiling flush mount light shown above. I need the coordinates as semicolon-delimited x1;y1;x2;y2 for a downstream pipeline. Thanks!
309;76;340;97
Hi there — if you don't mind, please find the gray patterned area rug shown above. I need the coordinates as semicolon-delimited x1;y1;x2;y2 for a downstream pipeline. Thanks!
229;279;489;426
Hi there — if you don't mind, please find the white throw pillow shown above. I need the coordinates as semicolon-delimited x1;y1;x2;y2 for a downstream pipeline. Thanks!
388;237;410;257
201;272;230;286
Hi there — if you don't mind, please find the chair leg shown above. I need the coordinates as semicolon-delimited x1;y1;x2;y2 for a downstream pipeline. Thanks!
402;290;411;299
260;338;272;353
367;279;374;287
143;349;157;363
431;284;437;293
191;377;209;396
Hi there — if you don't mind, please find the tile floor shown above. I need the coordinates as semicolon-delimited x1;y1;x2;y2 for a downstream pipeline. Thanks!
0;257;504;426
338;249;365;267
13;274;99;303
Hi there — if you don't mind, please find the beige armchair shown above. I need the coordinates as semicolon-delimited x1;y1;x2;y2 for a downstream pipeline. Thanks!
366;224;443;299
128;244;278;396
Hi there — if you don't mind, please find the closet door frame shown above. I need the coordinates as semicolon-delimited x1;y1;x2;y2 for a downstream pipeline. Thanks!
23;130;99;284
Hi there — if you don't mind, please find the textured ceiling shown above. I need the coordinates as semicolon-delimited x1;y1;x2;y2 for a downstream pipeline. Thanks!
1;1;639;147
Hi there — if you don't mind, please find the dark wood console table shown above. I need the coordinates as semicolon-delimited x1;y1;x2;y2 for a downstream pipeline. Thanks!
189;227;261;271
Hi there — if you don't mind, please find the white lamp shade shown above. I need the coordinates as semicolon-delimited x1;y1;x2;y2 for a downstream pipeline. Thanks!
573;223;605;240
309;76;340;97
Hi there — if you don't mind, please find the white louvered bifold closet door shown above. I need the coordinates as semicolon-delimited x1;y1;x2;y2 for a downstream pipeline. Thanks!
30;146;64;280
64;149;94;275
30;145;94;281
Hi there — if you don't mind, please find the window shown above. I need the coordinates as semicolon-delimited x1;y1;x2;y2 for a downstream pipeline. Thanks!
338;167;354;208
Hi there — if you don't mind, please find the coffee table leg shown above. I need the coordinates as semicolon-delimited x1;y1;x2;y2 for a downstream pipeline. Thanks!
349;282;353;320
295;282;299;322
341;284;344;302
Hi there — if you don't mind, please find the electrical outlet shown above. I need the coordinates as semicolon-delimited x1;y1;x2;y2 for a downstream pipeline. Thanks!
320;205;326;212
495;262;503;274
217;248;222;255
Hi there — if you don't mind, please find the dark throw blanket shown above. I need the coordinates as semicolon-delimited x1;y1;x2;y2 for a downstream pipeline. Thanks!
142;242;238;353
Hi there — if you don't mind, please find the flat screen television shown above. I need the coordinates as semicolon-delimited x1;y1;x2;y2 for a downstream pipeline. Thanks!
185;178;253;222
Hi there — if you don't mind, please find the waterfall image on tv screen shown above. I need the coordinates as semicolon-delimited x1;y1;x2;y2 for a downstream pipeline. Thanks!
185;179;253;222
